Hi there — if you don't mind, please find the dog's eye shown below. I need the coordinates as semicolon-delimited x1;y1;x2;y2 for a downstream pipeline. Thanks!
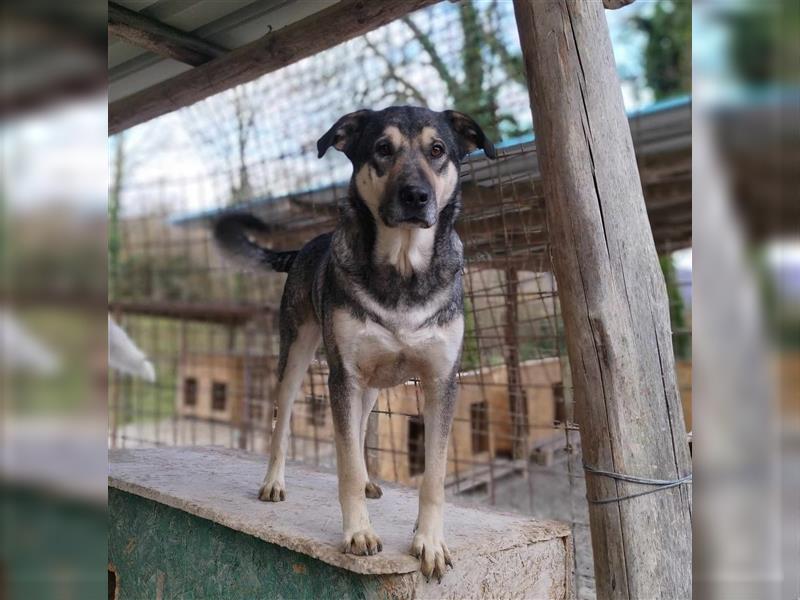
430;143;445;158
375;141;393;157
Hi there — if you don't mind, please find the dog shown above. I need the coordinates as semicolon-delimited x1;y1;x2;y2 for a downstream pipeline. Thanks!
214;106;495;581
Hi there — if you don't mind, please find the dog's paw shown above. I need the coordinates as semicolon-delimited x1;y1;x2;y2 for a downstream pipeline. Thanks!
411;533;453;583
342;528;383;556
258;479;286;502
365;481;383;499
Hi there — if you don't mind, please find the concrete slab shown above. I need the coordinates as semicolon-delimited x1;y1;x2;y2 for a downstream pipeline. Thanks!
109;446;574;598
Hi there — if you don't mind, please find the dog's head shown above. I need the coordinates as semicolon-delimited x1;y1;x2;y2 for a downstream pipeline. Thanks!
317;106;496;229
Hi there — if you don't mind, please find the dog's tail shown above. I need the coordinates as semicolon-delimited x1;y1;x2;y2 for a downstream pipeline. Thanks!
213;213;298;273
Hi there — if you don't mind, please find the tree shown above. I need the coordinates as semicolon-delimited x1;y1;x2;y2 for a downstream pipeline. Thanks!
181;82;263;204
108;134;125;301
461;296;480;371
725;1;800;87
629;1;691;100
363;3;531;141
108;130;167;300
660;255;690;359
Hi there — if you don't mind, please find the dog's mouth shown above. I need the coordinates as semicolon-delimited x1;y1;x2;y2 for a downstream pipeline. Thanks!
397;217;435;229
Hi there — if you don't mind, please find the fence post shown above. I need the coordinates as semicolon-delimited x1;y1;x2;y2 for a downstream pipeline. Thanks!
504;267;529;459
512;1;692;598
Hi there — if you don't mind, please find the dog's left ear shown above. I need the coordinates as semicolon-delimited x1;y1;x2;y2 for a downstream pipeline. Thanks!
317;110;372;159
443;110;497;160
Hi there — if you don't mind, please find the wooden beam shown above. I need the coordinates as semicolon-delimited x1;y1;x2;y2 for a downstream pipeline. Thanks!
109;0;439;135
108;2;226;67
602;0;636;9
109;300;277;325
512;1;691;598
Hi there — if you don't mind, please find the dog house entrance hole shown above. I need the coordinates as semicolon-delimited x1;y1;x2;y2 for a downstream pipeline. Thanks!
408;416;425;476
552;382;566;424
183;377;197;407
470;401;489;454
211;381;227;412
108;565;118;600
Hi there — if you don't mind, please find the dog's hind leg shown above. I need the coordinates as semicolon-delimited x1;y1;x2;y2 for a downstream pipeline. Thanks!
360;388;383;499
329;368;382;555
258;322;320;502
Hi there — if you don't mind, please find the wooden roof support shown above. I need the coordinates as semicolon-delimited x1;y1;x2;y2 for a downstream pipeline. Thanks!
109;0;438;135
109;300;277;325
602;0;636;9
512;1;691;598
108;2;227;67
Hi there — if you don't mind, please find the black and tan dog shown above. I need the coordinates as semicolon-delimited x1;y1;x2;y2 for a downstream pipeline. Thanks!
214;106;495;581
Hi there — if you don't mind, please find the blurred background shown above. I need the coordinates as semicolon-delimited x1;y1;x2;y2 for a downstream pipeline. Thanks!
1;0;798;599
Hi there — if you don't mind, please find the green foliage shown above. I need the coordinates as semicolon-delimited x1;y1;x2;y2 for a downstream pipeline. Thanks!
660;255;690;360
109;135;123;301
461;296;481;371
631;1;691;100
8;309;92;416
519;318;563;362
116;254;203;302
400;3;531;141
726;2;800;86
751;249;800;350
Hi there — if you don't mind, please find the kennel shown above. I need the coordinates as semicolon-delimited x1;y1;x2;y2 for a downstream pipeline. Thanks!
108;1;692;597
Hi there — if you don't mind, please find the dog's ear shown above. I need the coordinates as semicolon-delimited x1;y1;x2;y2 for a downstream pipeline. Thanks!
443;110;496;160
317;110;372;159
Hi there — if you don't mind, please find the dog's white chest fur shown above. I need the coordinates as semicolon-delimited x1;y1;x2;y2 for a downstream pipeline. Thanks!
333;298;463;389
374;227;436;278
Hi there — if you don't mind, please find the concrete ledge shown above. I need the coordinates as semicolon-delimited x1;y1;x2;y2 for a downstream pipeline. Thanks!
109;446;574;599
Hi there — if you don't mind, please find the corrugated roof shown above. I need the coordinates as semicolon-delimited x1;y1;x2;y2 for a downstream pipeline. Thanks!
108;0;336;103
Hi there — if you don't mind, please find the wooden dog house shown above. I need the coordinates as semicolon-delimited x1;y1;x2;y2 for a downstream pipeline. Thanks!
176;353;273;425
280;357;565;487
191;352;570;487
176;354;244;424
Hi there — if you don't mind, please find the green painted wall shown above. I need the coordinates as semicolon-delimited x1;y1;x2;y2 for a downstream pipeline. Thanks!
0;485;106;600
108;489;412;600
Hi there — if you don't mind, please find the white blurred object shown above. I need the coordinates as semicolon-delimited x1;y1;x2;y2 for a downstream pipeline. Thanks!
108;315;155;382
0;310;60;375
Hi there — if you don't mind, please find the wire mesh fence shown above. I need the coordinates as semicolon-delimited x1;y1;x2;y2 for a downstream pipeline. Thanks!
108;4;691;598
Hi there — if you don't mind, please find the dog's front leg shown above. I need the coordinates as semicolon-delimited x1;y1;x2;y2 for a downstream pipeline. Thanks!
329;366;383;555
413;371;457;581
360;388;383;499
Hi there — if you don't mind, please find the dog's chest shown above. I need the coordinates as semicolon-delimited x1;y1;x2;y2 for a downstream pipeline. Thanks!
333;308;463;389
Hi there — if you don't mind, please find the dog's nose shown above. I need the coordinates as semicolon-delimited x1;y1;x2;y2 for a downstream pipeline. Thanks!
399;186;430;207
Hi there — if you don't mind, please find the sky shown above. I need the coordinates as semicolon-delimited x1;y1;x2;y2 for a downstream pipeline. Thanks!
3;94;108;214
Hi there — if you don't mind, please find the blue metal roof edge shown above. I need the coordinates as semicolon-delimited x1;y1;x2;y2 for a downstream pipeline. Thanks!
167;182;344;225
486;95;692;153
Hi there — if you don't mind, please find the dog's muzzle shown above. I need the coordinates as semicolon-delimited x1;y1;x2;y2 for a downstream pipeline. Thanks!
393;185;436;228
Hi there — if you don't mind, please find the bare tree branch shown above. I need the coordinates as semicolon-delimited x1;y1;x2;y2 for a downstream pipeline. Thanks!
484;35;525;85
401;15;461;100
363;35;428;107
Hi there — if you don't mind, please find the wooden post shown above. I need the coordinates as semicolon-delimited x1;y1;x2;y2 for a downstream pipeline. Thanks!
512;2;691;598
503;267;529;459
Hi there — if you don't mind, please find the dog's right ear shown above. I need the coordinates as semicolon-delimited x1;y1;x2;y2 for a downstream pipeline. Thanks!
317;110;372;159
